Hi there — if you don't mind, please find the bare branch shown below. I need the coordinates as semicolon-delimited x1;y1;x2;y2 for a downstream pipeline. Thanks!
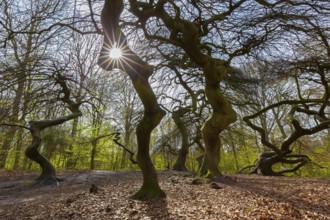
0;123;31;131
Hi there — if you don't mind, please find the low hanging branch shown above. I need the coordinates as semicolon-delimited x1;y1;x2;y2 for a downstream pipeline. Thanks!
243;98;330;176
276;154;311;175
0;123;31;131
26;112;82;184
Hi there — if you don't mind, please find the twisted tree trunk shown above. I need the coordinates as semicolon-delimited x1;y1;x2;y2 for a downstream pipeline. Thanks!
25;112;82;184
199;60;237;179
26;126;56;183
132;73;166;199
126;0;239;182
24;72;82;184
98;0;165;199
172;107;190;171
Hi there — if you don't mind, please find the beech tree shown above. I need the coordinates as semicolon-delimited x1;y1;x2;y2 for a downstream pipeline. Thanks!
126;0;287;180
244;64;330;175
1;70;83;183
26;73;82;183
154;48;206;171
98;0;166;199
0;0;65;168
241;0;330;175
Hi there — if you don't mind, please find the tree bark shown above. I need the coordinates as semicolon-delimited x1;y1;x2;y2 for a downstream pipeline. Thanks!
172;107;190;171
66;117;78;169
25;112;82;184
98;0;165;199
199;60;237;179
249;152;279;176
120;111;133;169
25;126;56;183
90;139;97;170
127;69;166;199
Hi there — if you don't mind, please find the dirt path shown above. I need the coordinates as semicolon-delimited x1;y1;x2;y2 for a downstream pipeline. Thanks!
0;170;138;206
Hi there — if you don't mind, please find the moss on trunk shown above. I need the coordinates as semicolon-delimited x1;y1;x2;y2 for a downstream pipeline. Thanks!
172;108;189;171
129;74;166;199
98;0;166;199
199;60;237;179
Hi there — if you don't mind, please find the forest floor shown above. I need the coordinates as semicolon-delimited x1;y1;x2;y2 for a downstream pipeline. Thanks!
0;170;329;220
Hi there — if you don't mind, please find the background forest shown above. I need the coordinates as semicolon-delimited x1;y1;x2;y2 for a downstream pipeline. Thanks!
0;0;330;181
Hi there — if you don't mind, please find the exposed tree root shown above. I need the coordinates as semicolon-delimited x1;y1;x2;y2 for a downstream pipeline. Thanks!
130;187;166;200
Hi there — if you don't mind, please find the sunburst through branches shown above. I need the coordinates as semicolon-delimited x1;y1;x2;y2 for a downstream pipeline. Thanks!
98;31;147;73
109;47;122;59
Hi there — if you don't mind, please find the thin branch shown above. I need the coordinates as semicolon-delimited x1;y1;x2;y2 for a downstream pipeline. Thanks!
0;123;31;131
112;131;137;164
87;0;102;34
244;99;330;121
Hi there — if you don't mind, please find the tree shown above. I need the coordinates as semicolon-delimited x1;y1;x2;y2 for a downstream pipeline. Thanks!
241;0;330;175
157;60;206;171
1;71;83;183
126;0;292;180
98;0;166;199
243;58;330;176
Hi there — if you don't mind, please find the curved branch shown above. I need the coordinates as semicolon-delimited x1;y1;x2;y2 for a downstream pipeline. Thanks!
29;112;82;131
276;158;309;175
87;0;102;34
243;99;330;121
113;131;137;164
243;117;281;154
0;123;31;131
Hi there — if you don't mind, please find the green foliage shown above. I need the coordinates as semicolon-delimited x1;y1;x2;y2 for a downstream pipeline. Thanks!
219;147;259;174
295;143;330;178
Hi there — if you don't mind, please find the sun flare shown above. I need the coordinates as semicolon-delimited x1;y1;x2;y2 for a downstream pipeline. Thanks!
109;47;123;59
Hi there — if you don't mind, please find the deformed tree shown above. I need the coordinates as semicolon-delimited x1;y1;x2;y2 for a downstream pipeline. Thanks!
171;106;191;171
0;72;83;184
243;59;330;175
127;0;285;180
242;2;330;175
98;0;166;199
26;73;82;183
160;61;206;171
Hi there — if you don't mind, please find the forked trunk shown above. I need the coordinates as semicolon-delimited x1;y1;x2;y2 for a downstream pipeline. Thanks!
172;150;189;171
249;152;280;176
